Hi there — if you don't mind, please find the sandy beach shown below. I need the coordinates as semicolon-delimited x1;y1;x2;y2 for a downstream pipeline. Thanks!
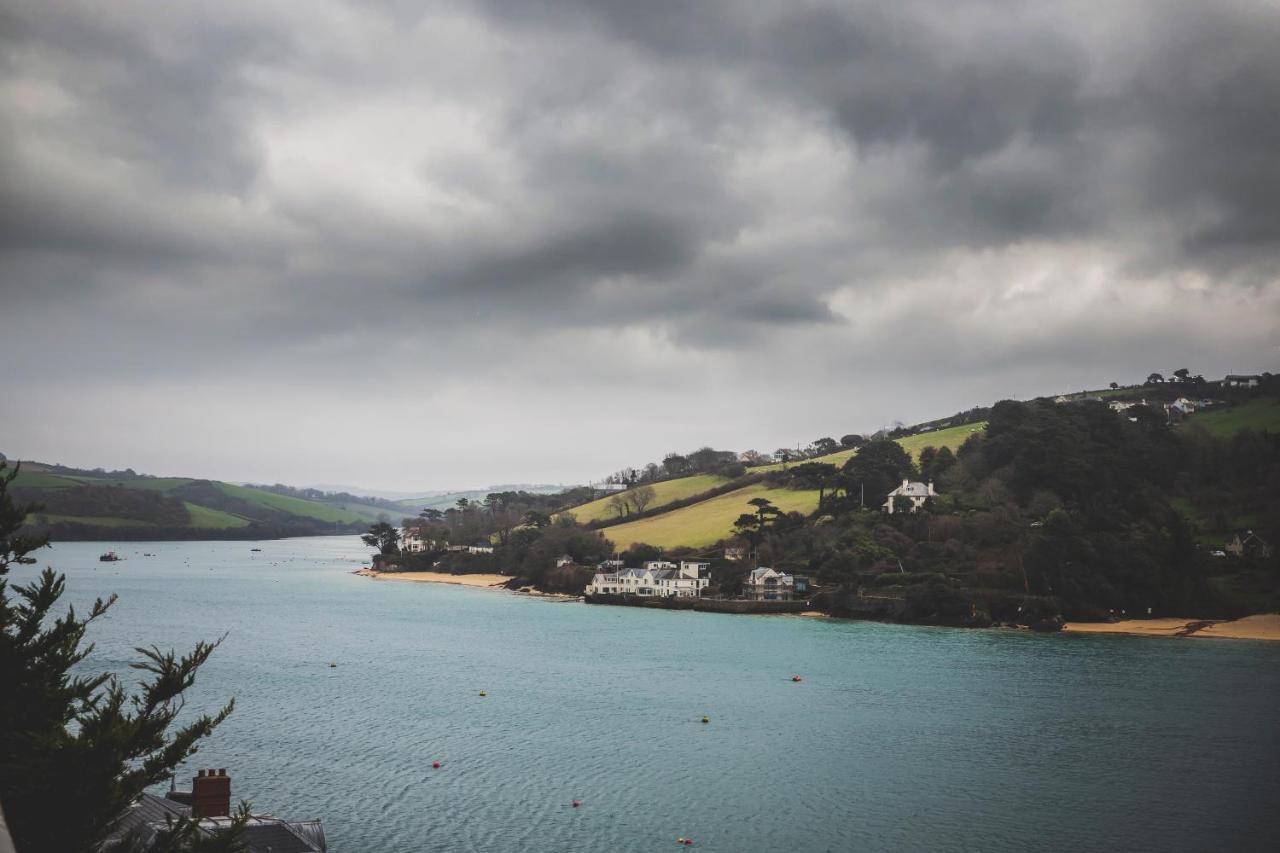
355;568;511;589
354;569;580;599
1064;613;1280;641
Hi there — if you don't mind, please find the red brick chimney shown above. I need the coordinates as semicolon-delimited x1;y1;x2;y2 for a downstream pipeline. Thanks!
191;768;231;818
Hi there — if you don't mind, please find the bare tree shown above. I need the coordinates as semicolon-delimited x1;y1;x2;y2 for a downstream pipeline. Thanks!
630;485;657;514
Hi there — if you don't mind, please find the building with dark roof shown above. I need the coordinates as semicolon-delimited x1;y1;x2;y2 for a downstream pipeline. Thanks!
107;769;326;853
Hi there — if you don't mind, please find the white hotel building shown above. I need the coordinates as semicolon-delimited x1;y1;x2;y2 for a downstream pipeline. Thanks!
585;560;711;598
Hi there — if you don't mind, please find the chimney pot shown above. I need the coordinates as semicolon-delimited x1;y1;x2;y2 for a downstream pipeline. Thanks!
192;768;232;818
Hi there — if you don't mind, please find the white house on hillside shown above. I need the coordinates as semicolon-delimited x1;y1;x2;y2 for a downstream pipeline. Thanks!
401;528;435;553
1225;374;1261;387
883;480;937;514
743;567;794;601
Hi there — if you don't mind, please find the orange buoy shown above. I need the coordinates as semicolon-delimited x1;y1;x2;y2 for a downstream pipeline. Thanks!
432;761;441;769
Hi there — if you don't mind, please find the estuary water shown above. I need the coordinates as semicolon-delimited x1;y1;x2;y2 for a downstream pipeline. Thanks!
14;536;1279;852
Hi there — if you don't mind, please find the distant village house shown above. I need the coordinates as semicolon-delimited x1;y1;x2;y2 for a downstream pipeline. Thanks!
1225;530;1272;559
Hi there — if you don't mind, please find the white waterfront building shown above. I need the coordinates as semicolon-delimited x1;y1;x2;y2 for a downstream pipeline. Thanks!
742;567;795;601
585;559;710;598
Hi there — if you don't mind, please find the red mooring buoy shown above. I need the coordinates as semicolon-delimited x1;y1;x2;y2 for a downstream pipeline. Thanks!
792;675;802;682
572;800;581;808
432;761;441;769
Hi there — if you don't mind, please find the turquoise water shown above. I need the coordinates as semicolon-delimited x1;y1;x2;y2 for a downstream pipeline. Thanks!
14;536;1279;852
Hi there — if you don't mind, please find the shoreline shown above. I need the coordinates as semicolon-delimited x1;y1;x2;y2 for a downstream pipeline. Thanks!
354;570;1279;640
1064;613;1280;642
354;569;580;599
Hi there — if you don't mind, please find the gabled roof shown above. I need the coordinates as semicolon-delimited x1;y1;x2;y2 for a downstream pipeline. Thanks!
110;794;325;853
888;481;932;497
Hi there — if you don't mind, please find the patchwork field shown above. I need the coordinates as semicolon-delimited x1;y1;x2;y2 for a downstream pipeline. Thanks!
601;483;822;551
565;421;987;550
8;460;390;537
895;422;986;460
1186;398;1280;437
213;483;385;524
183;502;252;528
563;474;731;524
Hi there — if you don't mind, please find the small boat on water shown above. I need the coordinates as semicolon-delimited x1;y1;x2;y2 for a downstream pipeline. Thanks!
16;556;37;564
251;548;262;552
99;551;121;562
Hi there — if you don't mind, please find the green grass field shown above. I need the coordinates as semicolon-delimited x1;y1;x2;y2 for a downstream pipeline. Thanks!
751;422;984;472
183;502;252;528
564;474;731;524
1185;398;1280;437
88;476;197;491
214;483;367;524
334;501;400;523
561;421;989;550
895;422;986;460
751;449;857;472
33;514;156;527
601;482;822;551
9;469;82;488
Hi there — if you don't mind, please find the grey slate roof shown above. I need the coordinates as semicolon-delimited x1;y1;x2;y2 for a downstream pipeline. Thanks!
109;794;326;853
242;822;322;853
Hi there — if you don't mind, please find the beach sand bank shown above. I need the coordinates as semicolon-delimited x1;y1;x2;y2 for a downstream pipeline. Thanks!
1064;613;1280;641
354;569;580;599
355;568;510;588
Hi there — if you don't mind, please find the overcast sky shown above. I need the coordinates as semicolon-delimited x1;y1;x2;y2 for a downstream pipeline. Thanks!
2;0;1278;492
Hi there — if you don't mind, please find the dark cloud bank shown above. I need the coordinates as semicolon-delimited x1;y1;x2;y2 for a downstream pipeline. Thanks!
1;0;1277;489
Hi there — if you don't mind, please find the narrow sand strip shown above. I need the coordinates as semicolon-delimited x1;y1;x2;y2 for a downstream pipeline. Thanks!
1065;613;1280;641
355;568;510;588
1192;614;1280;641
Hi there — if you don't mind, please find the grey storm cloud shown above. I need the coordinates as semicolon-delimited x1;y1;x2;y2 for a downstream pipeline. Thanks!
1;0;1277;489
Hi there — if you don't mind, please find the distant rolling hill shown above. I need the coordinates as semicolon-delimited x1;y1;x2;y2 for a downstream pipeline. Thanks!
392;484;569;513
9;462;400;541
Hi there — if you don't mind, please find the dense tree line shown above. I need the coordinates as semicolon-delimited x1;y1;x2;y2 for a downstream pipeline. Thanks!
15;484;190;526
742;396;1278;623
